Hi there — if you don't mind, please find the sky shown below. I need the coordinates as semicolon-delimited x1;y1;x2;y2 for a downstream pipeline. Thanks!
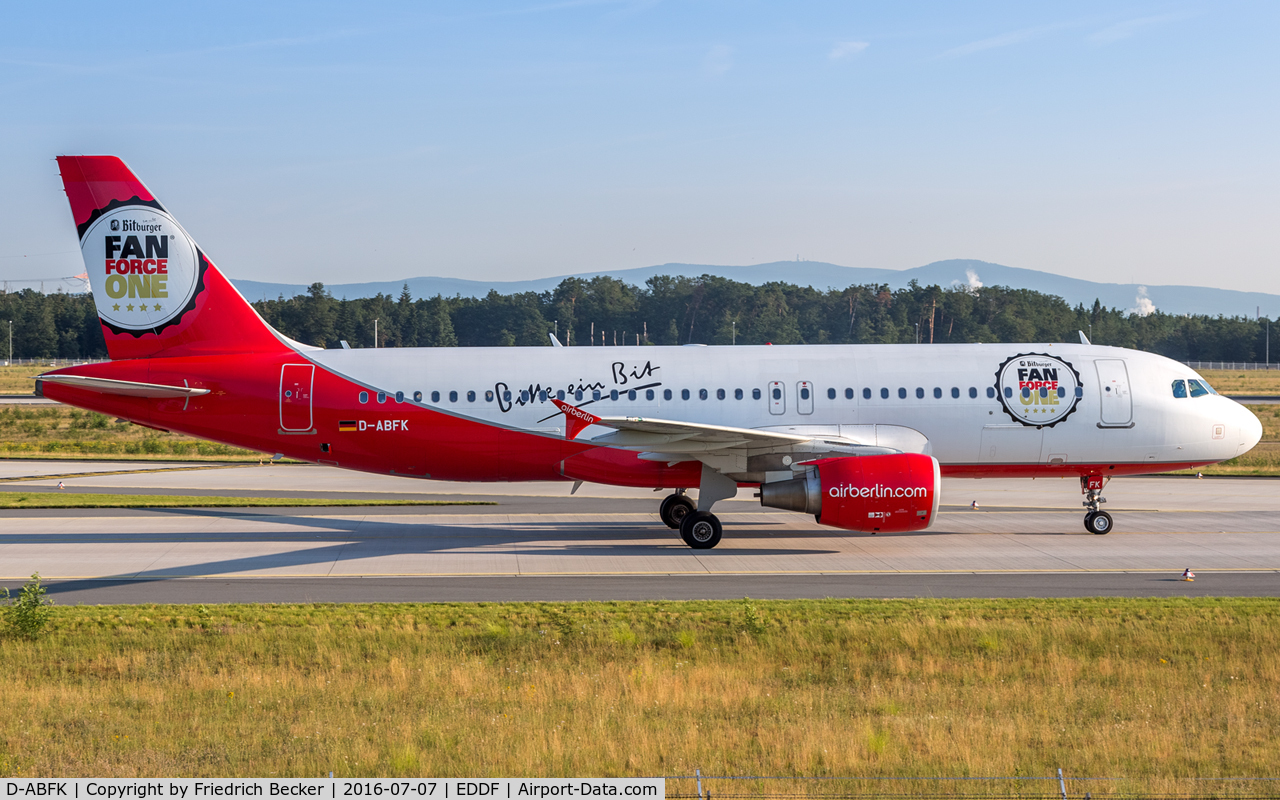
2;1;1278;295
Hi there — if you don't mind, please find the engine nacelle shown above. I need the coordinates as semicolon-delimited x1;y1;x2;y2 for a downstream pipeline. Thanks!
758;453;941;533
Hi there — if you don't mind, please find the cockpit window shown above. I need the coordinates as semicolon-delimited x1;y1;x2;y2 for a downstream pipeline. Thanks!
1172;380;1187;398
1187;379;1211;398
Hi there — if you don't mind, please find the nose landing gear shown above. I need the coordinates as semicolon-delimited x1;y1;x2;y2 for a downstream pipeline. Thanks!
1082;475;1113;534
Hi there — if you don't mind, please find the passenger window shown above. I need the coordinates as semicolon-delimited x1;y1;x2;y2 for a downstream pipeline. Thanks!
735;388;744;400
933;387;942;399
447;390;456;402
430;391;439;403
716;388;725;400
1038;388;1048;398
628;390;637;401
969;387;977;399
610;390;619;401
575;390;584;401
880;388;889;399
845;388;854;400
485;390;494;402
359;391;368;404
827;388;837;400
664;389;673;400
413;391;423;403
699;389;709;400
468;391;477;402
1021;388;1031;399
646;389;655;401
682;389;691;400
899;388;907;399
537;390;547;402
1004;387;1014;398
800;387;810;400
951;387;960;399
1074;386;1083;398
504;390;512;402
593;390;601;401
520;390;530;403
772;388;782;400
988;387;997;399
1057;387;1065;398
752;388;762;400
377;392;386;404
395;391;404;403
863;388;871;399
1188;379;1209;398
555;390;563;401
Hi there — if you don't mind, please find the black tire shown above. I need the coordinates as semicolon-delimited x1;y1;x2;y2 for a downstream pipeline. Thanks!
659;494;696;530
679;510;723;549
1086;510;1113;535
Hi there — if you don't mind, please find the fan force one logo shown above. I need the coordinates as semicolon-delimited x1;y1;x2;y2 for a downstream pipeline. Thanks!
995;353;1083;427
81;207;199;331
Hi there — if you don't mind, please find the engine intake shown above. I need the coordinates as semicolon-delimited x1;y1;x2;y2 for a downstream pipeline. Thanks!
759;453;941;533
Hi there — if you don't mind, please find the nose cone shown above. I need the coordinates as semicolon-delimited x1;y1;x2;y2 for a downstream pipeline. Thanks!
1237;403;1263;455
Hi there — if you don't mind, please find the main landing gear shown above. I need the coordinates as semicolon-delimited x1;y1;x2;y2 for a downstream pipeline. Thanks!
659;490;723;549
1082;475;1113;535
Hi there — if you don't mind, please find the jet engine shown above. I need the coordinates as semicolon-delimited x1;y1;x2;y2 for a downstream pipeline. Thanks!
758;453;941;533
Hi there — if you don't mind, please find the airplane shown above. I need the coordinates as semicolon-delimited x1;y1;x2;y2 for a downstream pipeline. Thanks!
37;156;1264;548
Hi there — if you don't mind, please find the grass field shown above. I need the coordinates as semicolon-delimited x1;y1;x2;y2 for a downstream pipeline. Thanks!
0;598;1275;788
0;404;268;461
1197;369;1280;394
0;492;491;509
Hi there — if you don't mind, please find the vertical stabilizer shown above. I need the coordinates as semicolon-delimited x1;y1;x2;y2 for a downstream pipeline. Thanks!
57;155;288;360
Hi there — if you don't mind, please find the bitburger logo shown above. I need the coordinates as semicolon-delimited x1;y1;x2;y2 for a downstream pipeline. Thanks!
81;205;200;333
994;352;1083;428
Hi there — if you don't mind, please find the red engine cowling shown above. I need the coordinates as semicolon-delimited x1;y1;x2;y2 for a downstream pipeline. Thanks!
758;453;941;533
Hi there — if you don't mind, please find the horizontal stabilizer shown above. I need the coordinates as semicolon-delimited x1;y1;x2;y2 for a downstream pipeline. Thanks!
38;374;211;399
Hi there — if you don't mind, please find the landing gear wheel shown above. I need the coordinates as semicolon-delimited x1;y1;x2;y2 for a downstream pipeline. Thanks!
679;510;722;549
660;493;696;530
1085;510;1113;535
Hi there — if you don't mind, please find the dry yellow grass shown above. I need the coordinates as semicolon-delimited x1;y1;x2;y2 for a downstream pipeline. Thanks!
1197;370;1280;395
0;598;1276;790
0;404;266;461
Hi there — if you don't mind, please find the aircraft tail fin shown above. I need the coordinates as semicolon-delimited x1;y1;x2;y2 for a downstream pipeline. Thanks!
57;155;289;360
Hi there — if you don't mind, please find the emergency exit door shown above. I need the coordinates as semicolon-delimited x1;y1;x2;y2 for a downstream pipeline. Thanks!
280;364;314;431
768;381;785;415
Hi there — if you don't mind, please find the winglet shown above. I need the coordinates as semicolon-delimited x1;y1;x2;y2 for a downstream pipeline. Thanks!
552;397;599;440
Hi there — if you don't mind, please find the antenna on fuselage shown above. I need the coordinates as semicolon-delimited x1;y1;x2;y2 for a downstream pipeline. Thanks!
1078;330;1091;345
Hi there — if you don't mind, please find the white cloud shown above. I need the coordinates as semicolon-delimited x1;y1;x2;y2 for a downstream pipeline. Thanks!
704;44;733;76
828;41;869;61
1088;12;1194;45
1129;286;1156;317
937;23;1067;59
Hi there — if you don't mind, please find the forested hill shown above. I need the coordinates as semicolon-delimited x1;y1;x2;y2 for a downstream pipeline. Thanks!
1;274;1273;362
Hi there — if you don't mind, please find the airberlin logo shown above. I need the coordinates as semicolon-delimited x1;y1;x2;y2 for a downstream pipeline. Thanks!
81;206;199;332
829;484;928;499
994;353;1083;428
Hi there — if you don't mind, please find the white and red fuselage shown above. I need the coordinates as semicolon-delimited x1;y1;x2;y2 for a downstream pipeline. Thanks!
39;156;1263;547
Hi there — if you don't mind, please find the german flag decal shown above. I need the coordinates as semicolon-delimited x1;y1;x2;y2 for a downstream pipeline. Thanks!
338;420;358;432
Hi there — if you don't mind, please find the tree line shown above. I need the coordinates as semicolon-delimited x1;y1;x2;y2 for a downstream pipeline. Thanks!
1;275;1275;363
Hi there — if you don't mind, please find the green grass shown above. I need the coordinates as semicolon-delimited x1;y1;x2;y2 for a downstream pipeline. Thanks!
0;492;492;509
0;598;1276;788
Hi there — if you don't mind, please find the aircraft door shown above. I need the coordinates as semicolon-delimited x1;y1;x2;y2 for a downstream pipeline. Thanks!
797;381;814;415
1095;359;1133;426
768;381;785;415
280;364;314;431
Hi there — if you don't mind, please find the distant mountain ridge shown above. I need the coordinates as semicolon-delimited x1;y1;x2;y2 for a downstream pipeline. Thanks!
232;259;1280;319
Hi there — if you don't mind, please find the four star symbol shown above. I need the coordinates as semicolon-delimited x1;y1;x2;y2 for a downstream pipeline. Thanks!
112;304;120;311
125;304;134;311
153;304;162;311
